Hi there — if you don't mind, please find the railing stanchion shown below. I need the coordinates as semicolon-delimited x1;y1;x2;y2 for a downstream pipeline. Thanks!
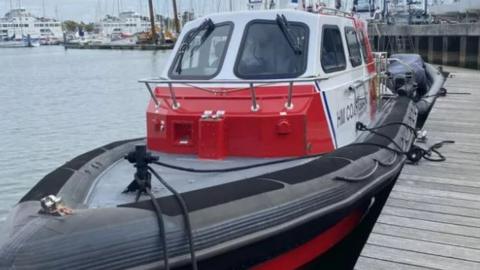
285;81;294;110
250;83;259;112
145;82;160;107
168;82;180;109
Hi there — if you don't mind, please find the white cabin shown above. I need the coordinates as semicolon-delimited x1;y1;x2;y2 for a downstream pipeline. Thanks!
161;10;376;148
0;9;62;40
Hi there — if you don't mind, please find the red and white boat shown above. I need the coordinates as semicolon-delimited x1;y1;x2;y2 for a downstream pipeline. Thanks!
0;8;445;270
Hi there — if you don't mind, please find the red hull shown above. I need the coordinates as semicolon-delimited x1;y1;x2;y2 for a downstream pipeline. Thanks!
252;209;364;270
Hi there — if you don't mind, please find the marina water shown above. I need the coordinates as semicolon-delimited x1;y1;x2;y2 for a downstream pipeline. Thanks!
0;46;171;226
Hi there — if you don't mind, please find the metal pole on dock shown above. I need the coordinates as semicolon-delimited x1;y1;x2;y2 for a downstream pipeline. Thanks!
172;0;181;34
148;0;158;45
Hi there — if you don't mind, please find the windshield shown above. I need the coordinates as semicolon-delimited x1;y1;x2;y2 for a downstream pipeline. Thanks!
169;22;233;79
235;20;308;79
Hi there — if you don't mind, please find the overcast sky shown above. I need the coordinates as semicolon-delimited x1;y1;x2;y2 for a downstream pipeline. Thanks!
0;0;430;22
0;0;295;22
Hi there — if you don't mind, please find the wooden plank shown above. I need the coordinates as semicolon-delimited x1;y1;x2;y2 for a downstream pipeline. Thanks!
389;191;480;211
367;233;480;262
361;244;480;270
356;66;480;269
402;166;480;181
355;256;433;270
386;198;480;218
381;206;480;228
394;180;480;196
399;174;480;187
393;185;480;202
372;223;480;250
378;214;480;238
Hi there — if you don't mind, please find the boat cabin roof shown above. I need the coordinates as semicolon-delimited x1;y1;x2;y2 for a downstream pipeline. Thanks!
162;9;369;81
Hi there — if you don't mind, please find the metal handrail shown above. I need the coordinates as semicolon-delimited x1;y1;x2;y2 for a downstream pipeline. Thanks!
139;76;323;112
317;7;353;18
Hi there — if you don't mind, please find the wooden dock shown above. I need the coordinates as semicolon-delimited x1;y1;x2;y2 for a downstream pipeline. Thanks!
355;66;480;270
64;42;174;51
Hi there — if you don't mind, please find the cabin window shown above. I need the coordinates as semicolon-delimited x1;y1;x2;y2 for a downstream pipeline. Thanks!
235;20;308;79
321;26;346;73
169;22;233;79
344;27;362;67
358;31;369;62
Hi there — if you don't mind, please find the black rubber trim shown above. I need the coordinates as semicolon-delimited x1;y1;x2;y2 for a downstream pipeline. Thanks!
261;157;351;185
119;178;284;216
19;167;75;202
19;138;142;203
63;148;106;171
175;173;399;270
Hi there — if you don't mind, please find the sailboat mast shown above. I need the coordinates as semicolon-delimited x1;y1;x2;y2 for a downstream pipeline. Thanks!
172;0;180;34
148;0;157;44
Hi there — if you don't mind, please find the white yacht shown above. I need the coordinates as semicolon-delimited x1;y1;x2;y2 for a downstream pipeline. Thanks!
96;11;161;37
0;8;63;42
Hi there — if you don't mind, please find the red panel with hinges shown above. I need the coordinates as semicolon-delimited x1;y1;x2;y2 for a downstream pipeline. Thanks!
146;84;334;159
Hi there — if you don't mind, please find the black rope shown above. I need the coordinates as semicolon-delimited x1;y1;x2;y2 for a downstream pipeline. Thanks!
148;166;198;270
130;173;169;270
152;153;324;173
354;122;454;163
144;186;170;270
422;88;471;98
420;140;455;162
356;122;406;152
356;121;417;138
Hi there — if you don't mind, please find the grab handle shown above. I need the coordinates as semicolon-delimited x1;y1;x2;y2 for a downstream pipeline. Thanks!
348;80;364;92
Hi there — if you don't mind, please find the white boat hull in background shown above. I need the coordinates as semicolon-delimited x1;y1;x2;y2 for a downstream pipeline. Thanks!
430;0;480;15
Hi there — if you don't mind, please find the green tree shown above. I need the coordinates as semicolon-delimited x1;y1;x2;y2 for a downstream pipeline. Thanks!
83;23;95;33
62;20;79;33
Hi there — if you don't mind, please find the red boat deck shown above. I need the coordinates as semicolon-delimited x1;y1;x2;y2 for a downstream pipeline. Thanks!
355;67;480;270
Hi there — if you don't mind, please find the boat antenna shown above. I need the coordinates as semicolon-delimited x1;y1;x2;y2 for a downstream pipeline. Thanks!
172;0;180;34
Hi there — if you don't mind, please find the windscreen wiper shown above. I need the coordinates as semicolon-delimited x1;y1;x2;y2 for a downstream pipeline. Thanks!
276;14;302;55
175;19;215;74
